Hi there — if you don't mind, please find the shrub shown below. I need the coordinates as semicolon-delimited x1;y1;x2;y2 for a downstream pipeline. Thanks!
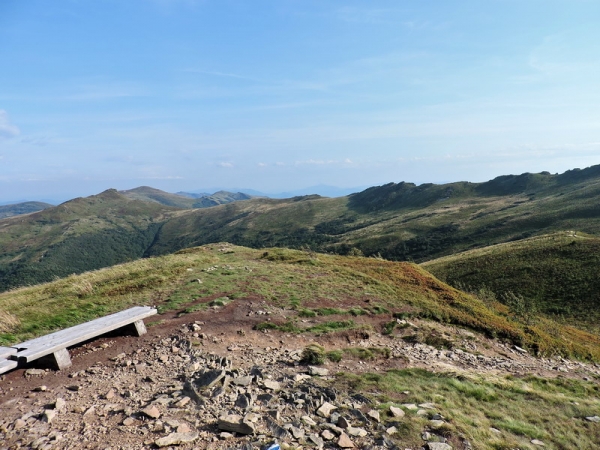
326;350;343;362
298;308;317;317
382;320;397;335
301;343;326;365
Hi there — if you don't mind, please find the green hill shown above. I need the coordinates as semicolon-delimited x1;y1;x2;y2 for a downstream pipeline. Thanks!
144;164;600;262
0;201;53;219
119;186;198;208
422;232;600;332
3;164;600;294
1;244;599;361
0;189;182;291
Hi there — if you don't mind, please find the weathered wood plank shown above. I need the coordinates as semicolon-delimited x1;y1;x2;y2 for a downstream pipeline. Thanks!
0;347;17;359
0;358;18;375
13;306;157;363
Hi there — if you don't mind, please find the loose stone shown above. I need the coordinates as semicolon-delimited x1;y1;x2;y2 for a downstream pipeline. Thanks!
316;401;337;418
155;432;199;447
389;405;405;418
337;432;355;448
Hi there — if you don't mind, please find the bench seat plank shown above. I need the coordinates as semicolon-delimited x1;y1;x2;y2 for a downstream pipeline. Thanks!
13;306;156;363
0;347;17;359
0;358;18;375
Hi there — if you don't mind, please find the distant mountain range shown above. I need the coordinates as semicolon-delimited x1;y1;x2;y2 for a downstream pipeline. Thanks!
0;185;365;215
119;186;254;209
177;184;368;199
1;164;600;318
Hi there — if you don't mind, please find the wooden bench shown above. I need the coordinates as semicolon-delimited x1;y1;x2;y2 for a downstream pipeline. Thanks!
0;347;18;374
0;306;156;374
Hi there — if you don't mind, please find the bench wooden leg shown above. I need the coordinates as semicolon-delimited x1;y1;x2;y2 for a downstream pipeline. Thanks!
51;348;72;370
131;319;147;337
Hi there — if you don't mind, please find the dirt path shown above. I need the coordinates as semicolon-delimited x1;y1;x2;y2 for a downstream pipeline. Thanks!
1;299;599;449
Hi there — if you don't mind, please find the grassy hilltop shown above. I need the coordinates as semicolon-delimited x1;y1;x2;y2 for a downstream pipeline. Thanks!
422;232;600;333
1;244;599;360
1;244;599;449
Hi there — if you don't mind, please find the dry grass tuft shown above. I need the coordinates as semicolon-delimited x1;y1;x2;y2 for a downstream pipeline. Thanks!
0;310;20;333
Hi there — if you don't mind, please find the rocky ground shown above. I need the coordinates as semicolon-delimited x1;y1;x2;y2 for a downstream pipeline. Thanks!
1;299;600;450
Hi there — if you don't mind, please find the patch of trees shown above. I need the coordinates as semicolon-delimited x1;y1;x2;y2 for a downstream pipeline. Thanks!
0;224;162;292
376;223;461;262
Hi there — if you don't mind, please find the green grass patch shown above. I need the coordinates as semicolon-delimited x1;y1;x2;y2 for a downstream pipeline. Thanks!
326;350;343;362
342;346;391;360
336;368;600;449
307;320;355;334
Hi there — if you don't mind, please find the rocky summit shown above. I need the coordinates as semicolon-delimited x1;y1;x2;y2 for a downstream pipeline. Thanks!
1;303;600;449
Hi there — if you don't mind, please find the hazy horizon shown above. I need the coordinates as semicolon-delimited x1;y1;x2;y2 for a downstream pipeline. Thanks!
2;1;599;203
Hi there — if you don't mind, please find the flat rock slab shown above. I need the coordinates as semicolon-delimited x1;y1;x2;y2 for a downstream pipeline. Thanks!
389;405;405;418
141;405;161;419
263;379;281;390
308;366;329;376
427;443;453;450
218;414;255;435
232;375;253;386
155;432;199;447
429;419;445;429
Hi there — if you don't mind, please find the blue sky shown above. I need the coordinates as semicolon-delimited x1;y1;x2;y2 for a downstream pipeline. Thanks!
1;0;599;202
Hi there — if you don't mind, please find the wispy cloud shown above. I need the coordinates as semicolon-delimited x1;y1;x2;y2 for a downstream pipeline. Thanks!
0;110;20;139
295;159;338;166
217;162;234;168
527;31;600;80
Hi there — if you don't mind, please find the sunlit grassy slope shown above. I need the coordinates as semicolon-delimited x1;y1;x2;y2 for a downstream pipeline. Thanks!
422;232;600;332
1;244;599;361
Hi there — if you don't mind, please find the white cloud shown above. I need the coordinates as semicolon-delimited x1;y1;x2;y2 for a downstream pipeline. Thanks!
0;110;20;139
293;159;358;167
217;162;234;168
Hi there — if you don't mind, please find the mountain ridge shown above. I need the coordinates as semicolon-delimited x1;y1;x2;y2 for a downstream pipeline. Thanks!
1;163;600;295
